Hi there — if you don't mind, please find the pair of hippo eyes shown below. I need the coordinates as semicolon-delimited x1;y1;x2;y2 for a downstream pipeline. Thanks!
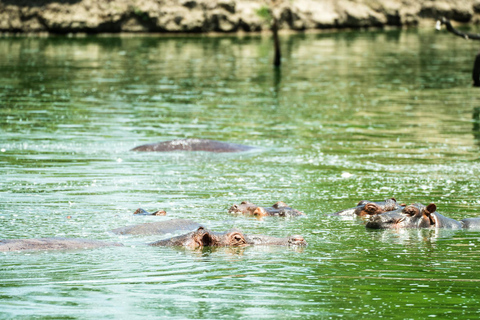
403;207;420;216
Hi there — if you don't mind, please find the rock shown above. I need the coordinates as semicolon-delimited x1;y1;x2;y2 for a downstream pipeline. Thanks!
0;0;479;34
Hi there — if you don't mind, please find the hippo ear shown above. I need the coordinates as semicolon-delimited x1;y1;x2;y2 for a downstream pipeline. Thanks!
423;203;437;225
425;203;436;215
390;197;396;202
253;207;268;216
273;201;288;208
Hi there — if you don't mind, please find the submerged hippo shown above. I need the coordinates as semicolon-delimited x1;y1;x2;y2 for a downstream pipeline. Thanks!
332;198;402;217
131;138;255;153
366;203;480;230
111;219;202;236
0;238;123;252
228;201;305;217
133;208;167;216
149;226;307;248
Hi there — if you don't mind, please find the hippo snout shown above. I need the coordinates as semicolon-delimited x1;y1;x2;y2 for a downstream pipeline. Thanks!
365;215;384;229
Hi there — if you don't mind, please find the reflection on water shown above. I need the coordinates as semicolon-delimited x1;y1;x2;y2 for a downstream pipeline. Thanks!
1;29;480;319
474;107;480;146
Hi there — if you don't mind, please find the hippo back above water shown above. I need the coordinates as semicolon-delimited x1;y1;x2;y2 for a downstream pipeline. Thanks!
111;219;202;236
0;238;123;252
131;139;255;153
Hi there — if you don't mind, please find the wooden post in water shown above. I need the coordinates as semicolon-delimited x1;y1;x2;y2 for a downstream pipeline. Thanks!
272;14;281;67
257;1;282;68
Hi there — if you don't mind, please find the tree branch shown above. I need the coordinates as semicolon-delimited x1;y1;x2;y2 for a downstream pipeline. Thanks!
436;17;480;40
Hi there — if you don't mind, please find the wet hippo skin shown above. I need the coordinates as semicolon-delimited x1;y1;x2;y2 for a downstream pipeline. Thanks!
131;138;255;153
0;238;123;252
111;219;202;236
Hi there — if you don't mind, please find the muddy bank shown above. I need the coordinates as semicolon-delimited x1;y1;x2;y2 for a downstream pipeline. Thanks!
1;0;480;34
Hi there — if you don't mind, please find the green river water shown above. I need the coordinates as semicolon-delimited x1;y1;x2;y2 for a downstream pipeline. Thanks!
1;29;480;319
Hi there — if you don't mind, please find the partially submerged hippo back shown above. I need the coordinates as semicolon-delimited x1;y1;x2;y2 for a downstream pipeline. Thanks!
460;218;480;230
149;227;307;248
332;198;401;217
111;219;202;236
0;238;123;252
366;203;463;229
228;201;305;217
131;139;255;153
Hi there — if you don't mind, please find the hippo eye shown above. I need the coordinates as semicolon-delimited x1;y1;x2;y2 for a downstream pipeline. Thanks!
229;233;247;246
232;205;238;209
364;204;380;214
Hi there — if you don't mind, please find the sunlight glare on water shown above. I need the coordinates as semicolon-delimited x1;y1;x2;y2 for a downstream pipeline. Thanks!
1;29;480;319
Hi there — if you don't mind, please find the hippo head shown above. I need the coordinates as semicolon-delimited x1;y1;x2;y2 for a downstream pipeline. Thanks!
287;235;308;246
354;198;399;217
183;227;249;248
366;203;437;229
354;202;385;217
133;208;167;216
333;198;399;217
228;201;258;215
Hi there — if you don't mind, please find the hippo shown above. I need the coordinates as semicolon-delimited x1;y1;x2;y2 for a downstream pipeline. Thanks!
332;198;403;217
366;203;480;230
0;238;123;252
133;208;167;216
149;226;307;248
228;201;305;217
131;138;255;153
111;219;202;236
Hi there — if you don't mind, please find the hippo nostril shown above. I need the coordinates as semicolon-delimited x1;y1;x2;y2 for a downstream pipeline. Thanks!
201;234;215;246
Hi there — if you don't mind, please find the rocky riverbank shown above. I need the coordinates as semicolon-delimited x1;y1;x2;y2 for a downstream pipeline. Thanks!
1;0;480;34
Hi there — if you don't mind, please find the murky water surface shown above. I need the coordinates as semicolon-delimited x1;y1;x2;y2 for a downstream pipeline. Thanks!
1;29;480;319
